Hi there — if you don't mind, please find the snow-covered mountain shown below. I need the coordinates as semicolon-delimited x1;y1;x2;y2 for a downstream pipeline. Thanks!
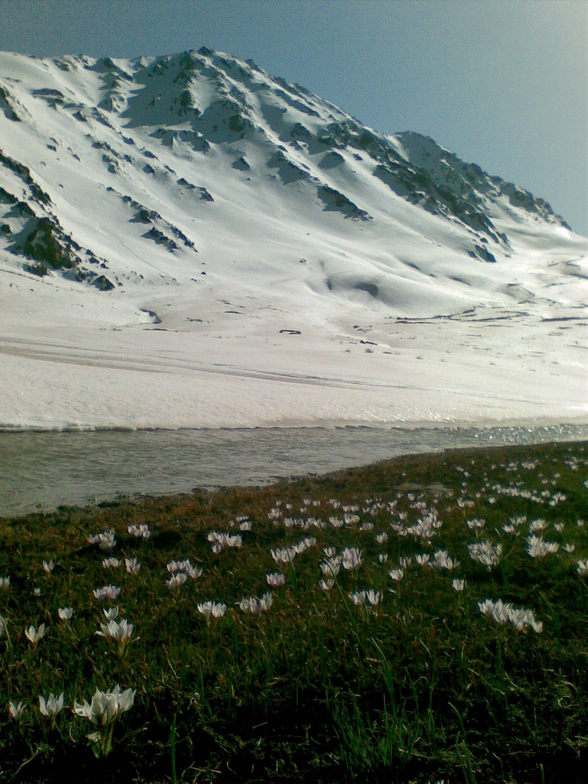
0;48;586;430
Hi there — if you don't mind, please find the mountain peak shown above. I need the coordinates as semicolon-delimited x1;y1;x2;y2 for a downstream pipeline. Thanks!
0;47;583;307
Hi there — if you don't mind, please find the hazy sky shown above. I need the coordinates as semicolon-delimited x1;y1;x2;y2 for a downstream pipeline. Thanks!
1;0;586;235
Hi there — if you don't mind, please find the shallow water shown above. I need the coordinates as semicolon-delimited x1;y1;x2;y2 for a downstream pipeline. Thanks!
0;423;586;517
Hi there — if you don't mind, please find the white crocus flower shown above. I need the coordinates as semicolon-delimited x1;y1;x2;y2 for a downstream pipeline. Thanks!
319;577;335;591
58;607;74;621
478;598;542;633
128;524;151;539
0;576;9;589
25;624;46;645
366;589;383;606
97;617;136;658
87;530;117;550
74;685;135;757
527;535;559;558
237;593;273;614
8;700;25;719
320;557;341;577
167;572;188;589
388;568;404;582
39;692;64;717
433;550;460;570
42;560;55;573
266;572;286;587
197;601;227;618
576;559;588;576
102;557;120;569
166;559;202;579
452;578;466;592
125;558;140;575
271;547;296;565
98;618;135;642
103;606;120;621
468;540;502;569
341;547;363;571
93;585;121;602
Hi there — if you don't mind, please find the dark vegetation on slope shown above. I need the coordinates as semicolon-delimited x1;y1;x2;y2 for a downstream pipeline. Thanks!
0;441;586;784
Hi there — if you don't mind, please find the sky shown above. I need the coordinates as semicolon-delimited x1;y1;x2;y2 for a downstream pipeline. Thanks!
1;0;586;235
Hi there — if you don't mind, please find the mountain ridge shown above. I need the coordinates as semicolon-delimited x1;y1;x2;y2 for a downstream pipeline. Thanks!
0;46;577;303
0;47;586;431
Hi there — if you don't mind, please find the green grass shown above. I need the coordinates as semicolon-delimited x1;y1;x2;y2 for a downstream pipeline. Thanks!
0;440;587;783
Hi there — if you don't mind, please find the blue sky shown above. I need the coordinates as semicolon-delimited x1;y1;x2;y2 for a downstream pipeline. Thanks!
1;0;586;234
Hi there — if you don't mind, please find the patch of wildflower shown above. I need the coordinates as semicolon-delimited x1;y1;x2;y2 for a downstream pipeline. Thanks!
167;572;188;589
166;559;202;579
197;601;227;618
271;547;297;565
406;511;442;540
93;585;121;602
349;589;383;607
208;531;243;553
502;515;526;535
432;549;459;570
468;540;502;569
266;572;286;587
341;547;363;571
292;536;317;554
237;592;273;614
97;618;137;656
128;523;150;539
478;598;543;633
87;530;117;550
527;535;559;558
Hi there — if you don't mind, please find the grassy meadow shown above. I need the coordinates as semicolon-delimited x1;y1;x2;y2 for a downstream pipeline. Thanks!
0;439;587;783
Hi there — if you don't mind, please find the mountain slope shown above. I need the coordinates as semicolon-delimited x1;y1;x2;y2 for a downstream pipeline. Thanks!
0;48;586;430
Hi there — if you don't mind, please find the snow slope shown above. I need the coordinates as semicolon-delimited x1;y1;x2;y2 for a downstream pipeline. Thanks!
0;48;586;430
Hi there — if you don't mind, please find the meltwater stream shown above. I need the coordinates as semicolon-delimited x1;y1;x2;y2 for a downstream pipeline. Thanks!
1;423;587;517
